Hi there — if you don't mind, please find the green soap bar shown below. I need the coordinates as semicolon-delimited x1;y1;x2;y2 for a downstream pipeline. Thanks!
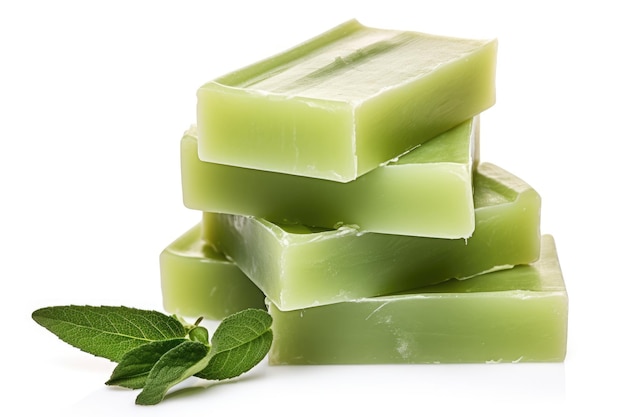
203;163;541;311
159;223;265;320
197;19;497;182
183;117;478;238
269;235;568;364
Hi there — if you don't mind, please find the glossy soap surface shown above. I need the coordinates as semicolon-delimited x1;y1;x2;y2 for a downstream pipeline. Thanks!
159;223;265;320
197;19;497;182
203;163;541;311
269;235;568;364
183;117;477;238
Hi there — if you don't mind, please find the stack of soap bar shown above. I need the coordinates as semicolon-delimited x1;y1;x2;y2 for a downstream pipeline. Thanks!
159;224;265;320
159;19;568;364
183;117;478;238
202;163;541;311
196;19;497;182
268;235;568;364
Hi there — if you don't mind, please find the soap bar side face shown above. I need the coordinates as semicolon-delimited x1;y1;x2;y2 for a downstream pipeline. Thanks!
203;163;541;311
197;92;355;181
183;117;477;238
355;39;496;170
196;20;497;182
268;235;568;364
464;162;542;271
159;223;266;320
202;212;286;304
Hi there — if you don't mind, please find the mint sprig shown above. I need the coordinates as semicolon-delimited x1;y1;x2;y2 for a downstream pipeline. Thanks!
196;308;273;381
106;338;188;389
31;305;186;362
32;306;272;405
136;340;211;405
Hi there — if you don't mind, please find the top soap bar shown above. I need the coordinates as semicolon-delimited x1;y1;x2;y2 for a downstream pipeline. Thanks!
197;19;497;182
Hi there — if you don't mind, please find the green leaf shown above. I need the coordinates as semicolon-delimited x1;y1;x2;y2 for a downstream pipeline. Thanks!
32;305;186;362
189;326;209;345
196;308;272;381
135;341;210;406
105;338;187;389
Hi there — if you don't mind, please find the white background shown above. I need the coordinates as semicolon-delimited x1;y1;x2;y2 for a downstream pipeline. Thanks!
2;1;624;416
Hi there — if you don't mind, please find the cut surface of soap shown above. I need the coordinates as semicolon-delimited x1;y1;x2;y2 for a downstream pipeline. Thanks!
159;223;265;320
203;163;541;311
183;117;478;238
196;19;497;182
268;235;568;364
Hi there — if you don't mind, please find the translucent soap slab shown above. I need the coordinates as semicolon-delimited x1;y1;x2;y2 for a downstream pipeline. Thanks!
183;117;478;239
159;223;265;320
196;19;497;182
203;163;541;311
269;235;568;364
